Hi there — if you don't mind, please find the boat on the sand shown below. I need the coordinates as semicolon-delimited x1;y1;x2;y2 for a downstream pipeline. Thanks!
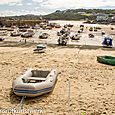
0;38;5;41
34;44;46;53
97;56;115;66
11;32;21;37
12;69;58;97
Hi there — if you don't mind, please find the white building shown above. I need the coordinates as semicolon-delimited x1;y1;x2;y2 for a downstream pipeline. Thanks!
111;16;115;22
96;13;109;22
77;12;86;14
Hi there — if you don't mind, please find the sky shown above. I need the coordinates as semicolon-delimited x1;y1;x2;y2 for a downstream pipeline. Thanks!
0;0;115;16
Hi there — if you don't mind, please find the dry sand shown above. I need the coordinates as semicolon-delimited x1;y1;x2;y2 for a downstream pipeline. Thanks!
0;45;115;115
0;21;115;115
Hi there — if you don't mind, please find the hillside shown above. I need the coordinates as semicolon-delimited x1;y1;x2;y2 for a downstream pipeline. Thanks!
43;9;115;20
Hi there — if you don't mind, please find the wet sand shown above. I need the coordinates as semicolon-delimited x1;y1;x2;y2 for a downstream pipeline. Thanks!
2;20;115;47
0;46;115;115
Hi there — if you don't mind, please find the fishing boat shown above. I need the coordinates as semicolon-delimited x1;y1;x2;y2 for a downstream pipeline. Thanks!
97;56;115;66
12;69;58;97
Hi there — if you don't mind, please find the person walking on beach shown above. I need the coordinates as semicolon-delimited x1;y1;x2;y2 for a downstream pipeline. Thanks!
24;39;26;44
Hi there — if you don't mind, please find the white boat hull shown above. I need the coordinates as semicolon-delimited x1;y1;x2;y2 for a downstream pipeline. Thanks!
12;69;58;97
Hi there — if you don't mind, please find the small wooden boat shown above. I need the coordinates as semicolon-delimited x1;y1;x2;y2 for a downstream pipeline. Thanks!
67;24;73;27
11;32;21;37
19;29;27;32
34;44;46;53
57;31;62;36
45;26;52;30
0;38;4;41
102;31;105;35
19;25;30;29
80;25;84;28
12;69;58;97
97;56;115;66
48;23;56;28
21;30;34;38
39;33;49;39
0;28;7;31
0;31;7;36
7;28;14;31
89;33;94;38
55;24;61;28
21;33;33;38
32;25;40;29
71;34;81;40
94;29;98;32
89;27;93;31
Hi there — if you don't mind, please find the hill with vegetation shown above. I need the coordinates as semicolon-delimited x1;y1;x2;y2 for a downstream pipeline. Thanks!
43;9;115;20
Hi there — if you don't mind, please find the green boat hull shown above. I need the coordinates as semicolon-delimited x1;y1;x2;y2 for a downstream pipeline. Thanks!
97;56;115;66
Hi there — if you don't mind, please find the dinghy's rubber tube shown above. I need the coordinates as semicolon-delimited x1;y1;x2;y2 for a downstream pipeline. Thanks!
14;87;53;94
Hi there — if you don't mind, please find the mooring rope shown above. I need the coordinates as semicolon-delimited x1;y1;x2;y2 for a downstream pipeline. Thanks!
68;80;70;113
15;96;26;110
68;45;83;114
19;96;26;109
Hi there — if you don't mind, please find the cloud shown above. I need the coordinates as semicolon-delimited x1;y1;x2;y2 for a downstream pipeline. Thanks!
0;0;22;4
0;0;115;16
26;3;32;5
39;0;115;9
0;8;49;16
32;0;44;3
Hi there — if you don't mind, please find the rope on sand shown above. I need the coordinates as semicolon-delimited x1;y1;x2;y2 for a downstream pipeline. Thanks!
19;96;26;109
77;45;83;64
68;80;70;112
76;45;83;114
68;45;83;113
16;96;26;110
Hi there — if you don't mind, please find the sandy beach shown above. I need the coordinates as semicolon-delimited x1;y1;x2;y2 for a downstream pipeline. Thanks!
0;21;115;115
2;20;115;47
0;45;114;115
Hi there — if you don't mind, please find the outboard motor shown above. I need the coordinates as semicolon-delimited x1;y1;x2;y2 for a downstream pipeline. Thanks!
102;31;106;36
58;35;68;46
60;29;66;35
102;37;113;47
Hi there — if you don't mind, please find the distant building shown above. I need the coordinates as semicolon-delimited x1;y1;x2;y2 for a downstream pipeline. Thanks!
77;12;86;14
55;10;62;13
92;12;96;16
111;16;115;22
96;13;109;22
